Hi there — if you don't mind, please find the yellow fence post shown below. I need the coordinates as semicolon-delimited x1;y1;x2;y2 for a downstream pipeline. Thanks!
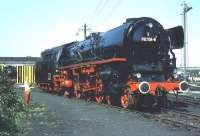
16;66;18;83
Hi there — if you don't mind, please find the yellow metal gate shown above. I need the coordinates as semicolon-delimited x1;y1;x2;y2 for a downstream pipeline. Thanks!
16;65;35;84
0;64;35;84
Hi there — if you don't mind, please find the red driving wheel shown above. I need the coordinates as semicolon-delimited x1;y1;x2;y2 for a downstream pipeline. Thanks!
95;95;104;103
120;93;129;109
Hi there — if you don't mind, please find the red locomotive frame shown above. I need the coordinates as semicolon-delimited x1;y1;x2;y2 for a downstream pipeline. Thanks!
38;57;188;109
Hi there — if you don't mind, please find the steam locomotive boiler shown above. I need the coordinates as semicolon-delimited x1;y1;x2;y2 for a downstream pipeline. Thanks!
36;17;189;108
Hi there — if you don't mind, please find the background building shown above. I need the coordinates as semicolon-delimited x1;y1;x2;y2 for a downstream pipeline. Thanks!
178;67;200;82
0;57;40;84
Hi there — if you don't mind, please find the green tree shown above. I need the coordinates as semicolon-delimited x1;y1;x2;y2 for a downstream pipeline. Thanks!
0;71;24;136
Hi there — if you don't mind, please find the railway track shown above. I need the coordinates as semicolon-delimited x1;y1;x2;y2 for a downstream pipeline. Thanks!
159;108;200;132
69;96;200;132
168;94;200;106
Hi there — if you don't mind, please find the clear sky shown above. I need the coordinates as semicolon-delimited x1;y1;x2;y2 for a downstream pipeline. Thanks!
0;0;199;66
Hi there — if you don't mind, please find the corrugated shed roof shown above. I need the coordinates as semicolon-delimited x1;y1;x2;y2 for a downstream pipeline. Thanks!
0;57;41;61
0;57;41;65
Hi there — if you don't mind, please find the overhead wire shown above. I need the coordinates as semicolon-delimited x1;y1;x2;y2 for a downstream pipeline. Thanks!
94;0;126;30
77;0;109;35
77;0;126;36
85;0;105;23
89;0;110;28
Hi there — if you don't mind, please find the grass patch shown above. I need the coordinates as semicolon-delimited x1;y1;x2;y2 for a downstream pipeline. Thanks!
19;103;49;136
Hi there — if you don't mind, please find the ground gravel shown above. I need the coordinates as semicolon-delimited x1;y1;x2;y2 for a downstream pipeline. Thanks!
21;88;199;136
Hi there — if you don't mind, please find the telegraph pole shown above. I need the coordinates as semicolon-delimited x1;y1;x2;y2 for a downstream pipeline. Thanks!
77;23;91;40
181;1;192;79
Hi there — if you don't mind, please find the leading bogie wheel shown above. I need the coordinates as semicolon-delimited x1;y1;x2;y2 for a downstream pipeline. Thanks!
120;93;129;109
120;87;134;109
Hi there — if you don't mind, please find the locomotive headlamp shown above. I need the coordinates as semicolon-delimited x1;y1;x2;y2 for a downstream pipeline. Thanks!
173;74;178;79
147;23;153;28
136;73;141;78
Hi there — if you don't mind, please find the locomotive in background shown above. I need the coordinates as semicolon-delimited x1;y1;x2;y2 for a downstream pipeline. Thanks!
36;17;189;108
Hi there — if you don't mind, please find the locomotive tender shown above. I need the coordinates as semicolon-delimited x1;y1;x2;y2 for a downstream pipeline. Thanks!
36;17;188;108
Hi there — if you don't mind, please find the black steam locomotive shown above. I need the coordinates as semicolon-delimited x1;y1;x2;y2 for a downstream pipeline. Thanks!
36;17;188;108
